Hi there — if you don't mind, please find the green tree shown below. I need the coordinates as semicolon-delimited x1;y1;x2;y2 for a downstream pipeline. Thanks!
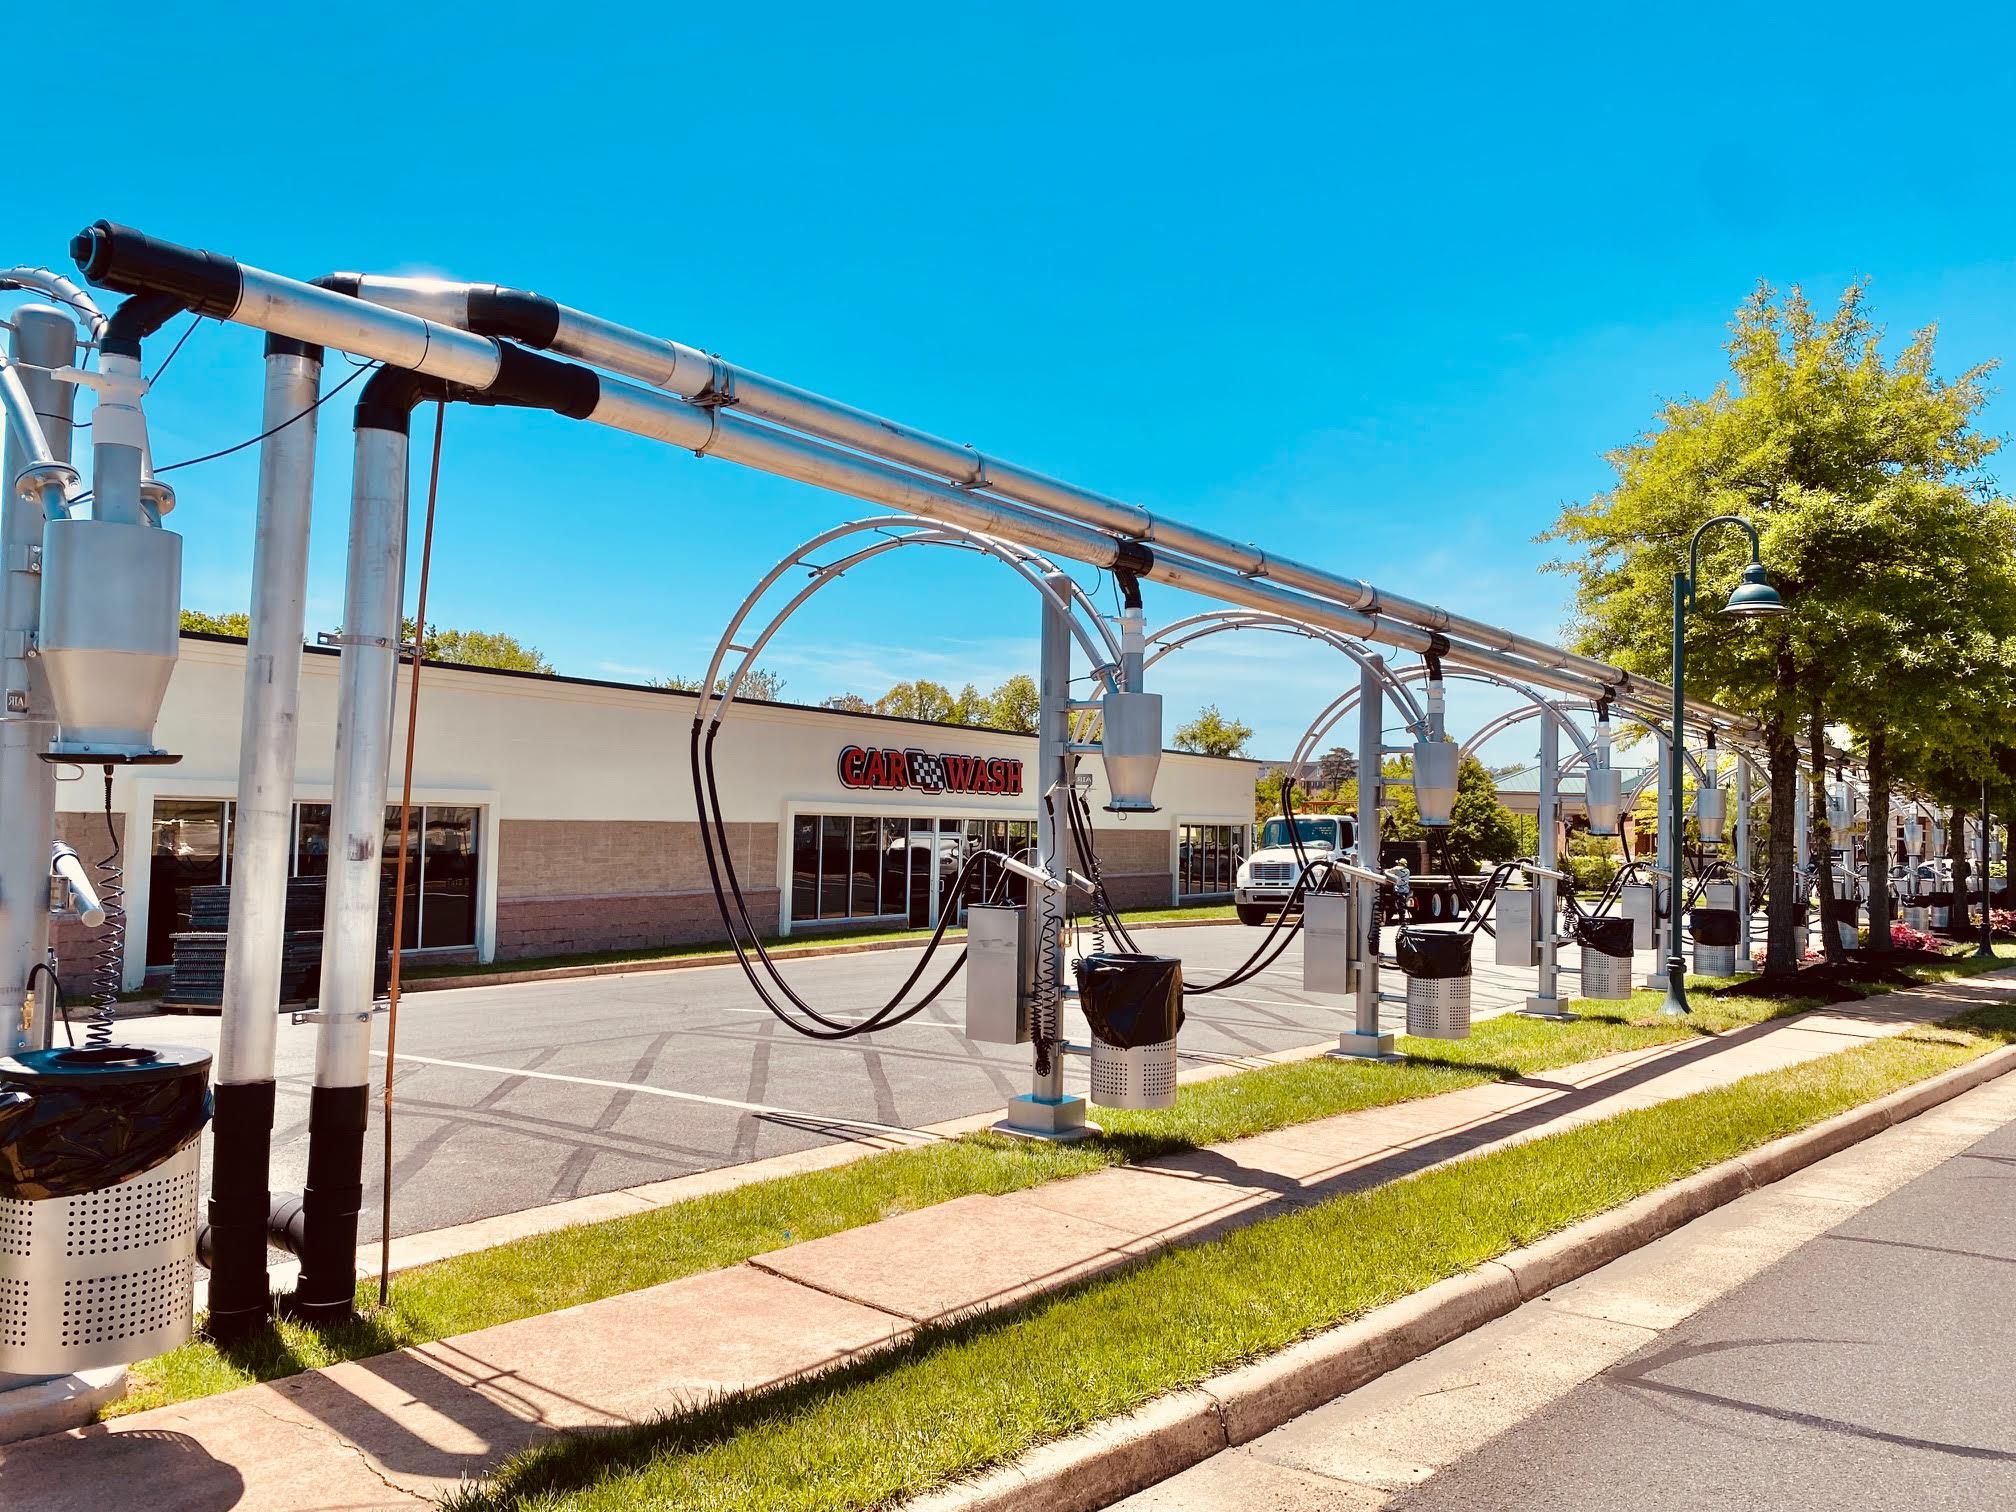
405;623;553;674
652;667;788;700
1174;705;1253;758
1316;746;1356;795
873;679;987;724
820;692;874;714
1380;751;1526;872
1545;283;2012;973
981;674;1040;733
180;609;250;637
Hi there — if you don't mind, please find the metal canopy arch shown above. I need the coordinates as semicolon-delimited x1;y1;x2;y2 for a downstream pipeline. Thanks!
1142;609;1429;736
696;516;1122;738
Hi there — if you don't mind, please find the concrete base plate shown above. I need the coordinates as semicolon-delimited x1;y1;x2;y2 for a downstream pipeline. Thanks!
1521;996;1577;1020
994;1094;1099;1142
0;1367;126;1445
1330;1031;1400;1061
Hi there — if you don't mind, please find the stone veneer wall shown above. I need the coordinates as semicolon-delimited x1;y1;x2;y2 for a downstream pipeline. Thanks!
493;818;780;959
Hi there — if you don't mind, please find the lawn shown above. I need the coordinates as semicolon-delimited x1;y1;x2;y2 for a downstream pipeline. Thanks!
447;995;2016;1511
112;946;2016;1416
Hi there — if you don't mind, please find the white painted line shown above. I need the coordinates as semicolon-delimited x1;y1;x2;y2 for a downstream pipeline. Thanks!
371;1050;939;1144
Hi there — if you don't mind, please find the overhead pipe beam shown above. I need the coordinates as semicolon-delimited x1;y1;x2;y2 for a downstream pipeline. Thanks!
71;222;1758;735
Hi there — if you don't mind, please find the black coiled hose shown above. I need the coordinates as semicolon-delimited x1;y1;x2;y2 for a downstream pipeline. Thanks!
87;768;122;1048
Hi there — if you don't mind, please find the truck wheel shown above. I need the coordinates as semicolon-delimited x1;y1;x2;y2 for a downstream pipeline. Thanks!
1427;892;1445;920
1236;905;1271;927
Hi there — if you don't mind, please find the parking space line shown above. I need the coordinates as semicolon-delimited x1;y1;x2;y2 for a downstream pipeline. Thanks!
372;1050;941;1145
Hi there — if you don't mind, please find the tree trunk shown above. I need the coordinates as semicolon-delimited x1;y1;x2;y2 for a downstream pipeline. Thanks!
1809;702;1846;963
1949;807;1970;936
1763;720;1801;974
1864;731;1892;952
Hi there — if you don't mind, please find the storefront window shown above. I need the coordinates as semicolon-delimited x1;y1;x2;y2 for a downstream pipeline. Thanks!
791;816;818;922
850;816;880;916
1178;823;1244;897
149;797;481;967
819;816;850;919
147;800;230;967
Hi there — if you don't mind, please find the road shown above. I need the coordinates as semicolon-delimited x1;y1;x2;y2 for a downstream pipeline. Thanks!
1107;1075;2016;1511
1391;1103;2016;1510
104;919;1614;1242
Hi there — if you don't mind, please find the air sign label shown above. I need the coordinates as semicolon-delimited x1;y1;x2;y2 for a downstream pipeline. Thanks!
837;746;1024;796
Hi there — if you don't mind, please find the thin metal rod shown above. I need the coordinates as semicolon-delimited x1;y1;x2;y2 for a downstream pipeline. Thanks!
379;400;444;1306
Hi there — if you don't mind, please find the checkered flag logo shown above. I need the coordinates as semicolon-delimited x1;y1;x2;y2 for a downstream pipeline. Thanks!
905;749;946;793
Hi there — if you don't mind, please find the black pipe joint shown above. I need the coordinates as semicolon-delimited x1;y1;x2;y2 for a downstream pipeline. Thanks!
198;1080;278;1342
71;219;242;316
101;291;191;359
283;1083;370;1324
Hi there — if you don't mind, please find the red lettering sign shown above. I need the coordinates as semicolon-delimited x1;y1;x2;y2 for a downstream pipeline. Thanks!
836;744;1023;796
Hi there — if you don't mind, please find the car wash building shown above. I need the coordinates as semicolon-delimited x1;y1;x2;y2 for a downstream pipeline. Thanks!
59;634;1258;990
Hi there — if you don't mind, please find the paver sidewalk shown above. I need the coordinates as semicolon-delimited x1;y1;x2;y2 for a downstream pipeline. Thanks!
5;974;2010;1512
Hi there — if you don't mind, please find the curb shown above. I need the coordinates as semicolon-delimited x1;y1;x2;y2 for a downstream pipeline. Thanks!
400;914;1237;994
905;1036;2016;1512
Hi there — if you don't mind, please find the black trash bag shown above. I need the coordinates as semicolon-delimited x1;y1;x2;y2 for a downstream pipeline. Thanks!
1075;953;1183;1048
1690;908;1740;947
1577;916;1635;959
1395;928;1472;979
0;1044;212;1201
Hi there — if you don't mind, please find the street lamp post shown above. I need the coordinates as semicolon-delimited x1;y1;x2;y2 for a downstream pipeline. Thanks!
1664;515;1786;1016
1974;775;1996;960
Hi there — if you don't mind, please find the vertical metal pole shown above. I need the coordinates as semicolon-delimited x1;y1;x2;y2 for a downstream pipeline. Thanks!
1662;572;1691;1013
291;420;409;1322
0;306;75;1057
995;573;1090;1137
1336;658;1394;1058
1645;728;1674;989
1734;758;1753;962
1975;777;1996;960
1525;707;1569;1017
206;340;322;1340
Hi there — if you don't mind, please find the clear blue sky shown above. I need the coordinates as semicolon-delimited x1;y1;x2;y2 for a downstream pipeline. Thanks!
10;4;2014;761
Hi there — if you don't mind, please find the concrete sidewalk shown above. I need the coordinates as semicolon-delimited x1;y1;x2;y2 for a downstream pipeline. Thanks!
5;974;2010;1512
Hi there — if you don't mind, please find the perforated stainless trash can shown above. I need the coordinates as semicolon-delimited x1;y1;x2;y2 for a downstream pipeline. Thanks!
0;1045;210;1374
1577;916;1635;1001
1397;929;1471;1040
1691;907;1740;978
1077;954;1182;1111
1903;906;1929;933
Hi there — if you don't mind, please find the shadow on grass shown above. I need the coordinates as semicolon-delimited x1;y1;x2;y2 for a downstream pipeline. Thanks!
196;1296;413;1386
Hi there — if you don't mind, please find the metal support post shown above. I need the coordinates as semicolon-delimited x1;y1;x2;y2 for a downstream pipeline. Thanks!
1975;778;1997;960
1336;657;1395;1058
0;306;76;1057
291;420;409;1322
207;340;323;1340
996;571;1093;1137
1525;708;1570;1017
1645;730;1674;989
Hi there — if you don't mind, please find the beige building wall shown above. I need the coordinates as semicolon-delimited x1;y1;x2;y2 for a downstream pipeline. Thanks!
62;637;1258;981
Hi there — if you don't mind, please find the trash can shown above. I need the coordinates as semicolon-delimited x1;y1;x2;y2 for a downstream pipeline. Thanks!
0;1044;211;1373
1926;892;1953;931
1576;916;1636;1001
1691;908;1740;978
1396;929;1471;1040
1903;904;1929;933
1076;954;1182;1110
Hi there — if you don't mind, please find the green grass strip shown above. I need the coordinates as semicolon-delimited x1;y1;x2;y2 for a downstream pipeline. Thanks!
449;995;2016;1511
115;949;2015;1415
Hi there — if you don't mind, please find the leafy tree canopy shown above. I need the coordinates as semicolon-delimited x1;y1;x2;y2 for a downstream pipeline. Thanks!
1174;705;1253;758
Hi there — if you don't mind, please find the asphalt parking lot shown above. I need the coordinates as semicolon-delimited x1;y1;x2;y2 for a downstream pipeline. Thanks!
114;921;1634;1243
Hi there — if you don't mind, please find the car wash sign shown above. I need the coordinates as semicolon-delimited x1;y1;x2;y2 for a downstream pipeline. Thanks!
838;745;1024;797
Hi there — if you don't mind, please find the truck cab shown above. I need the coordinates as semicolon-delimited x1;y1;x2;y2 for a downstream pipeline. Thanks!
1234;815;1356;925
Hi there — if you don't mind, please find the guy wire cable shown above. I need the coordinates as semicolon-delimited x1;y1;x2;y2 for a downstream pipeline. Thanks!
379;397;445;1308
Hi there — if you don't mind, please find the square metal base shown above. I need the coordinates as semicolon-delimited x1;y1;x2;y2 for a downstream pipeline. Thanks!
1521;995;1576;1020
994;1094;1099;1142
1330;1030;1400;1061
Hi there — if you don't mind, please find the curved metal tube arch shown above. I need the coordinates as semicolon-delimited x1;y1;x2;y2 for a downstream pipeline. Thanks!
1144;610;1429;734
698;517;1122;735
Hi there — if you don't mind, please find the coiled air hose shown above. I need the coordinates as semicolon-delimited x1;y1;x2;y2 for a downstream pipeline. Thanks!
87;767;123;1048
691;718;973;1040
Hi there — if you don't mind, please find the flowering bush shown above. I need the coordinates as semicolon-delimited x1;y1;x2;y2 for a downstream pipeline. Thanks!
1888;923;1941;952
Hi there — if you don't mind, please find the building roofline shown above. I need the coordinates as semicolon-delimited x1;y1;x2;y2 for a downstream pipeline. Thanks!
176;631;1258;764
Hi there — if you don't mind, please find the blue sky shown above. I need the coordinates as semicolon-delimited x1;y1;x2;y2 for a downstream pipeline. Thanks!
9;3;2015;763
